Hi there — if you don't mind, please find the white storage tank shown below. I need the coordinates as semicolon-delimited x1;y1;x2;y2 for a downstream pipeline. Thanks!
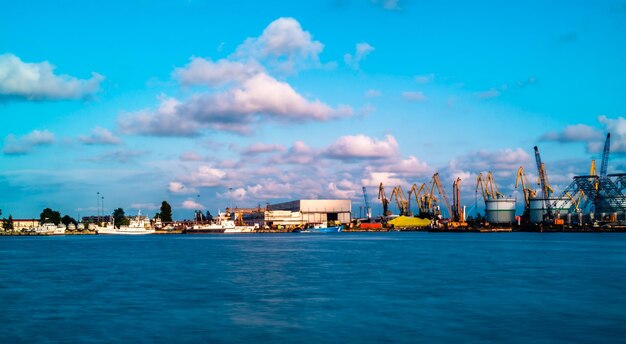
529;196;573;223
485;197;516;224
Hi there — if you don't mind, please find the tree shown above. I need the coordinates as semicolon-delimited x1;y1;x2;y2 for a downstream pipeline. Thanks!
2;215;13;231
113;208;129;228
160;201;172;222
40;208;61;225
61;215;77;227
205;210;213;222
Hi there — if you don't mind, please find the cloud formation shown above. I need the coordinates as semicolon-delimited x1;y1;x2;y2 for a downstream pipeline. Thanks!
541;124;603;143
234;17;325;74
3;129;55;155
120;18;351;137
79;127;121;145
344;42;375;70
0;53;104;101
325;134;399;160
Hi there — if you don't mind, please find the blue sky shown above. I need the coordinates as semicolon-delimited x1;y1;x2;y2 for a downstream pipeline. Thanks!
1;0;625;219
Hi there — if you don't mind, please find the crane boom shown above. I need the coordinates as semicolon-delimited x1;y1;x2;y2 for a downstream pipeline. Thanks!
475;173;488;202
600;133;610;177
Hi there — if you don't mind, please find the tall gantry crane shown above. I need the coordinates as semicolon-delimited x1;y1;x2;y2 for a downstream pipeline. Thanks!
430;173;452;219
378;182;391;216
534;146;552;218
452;177;464;222
408;183;427;216
600;133;611;177
515;166;536;217
390;186;409;216
362;186;371;219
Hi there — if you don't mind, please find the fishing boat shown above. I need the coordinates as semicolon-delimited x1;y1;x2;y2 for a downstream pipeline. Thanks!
97;211;155;235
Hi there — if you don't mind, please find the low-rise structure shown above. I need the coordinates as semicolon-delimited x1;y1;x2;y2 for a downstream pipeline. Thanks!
266;199;352;228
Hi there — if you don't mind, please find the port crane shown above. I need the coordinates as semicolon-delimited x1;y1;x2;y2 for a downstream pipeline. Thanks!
408;183;427;217
429;173;452;220
515;166;536;220
451;177;466;226
390;186;409;216
362;186;372;219
534;146;553;219
378;182;391;216
600;133;611;177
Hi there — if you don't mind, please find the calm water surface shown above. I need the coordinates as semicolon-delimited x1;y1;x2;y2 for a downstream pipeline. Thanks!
1;232;625;343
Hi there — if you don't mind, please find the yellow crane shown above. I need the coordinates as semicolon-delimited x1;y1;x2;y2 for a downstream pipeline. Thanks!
450;177;467;228
408;183;427;217
378;182;391;216
515;166;537;210
429;173;452;220
390;186;409;216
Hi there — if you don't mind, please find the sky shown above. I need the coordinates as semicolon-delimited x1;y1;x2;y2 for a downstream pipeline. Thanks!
1;0;626;220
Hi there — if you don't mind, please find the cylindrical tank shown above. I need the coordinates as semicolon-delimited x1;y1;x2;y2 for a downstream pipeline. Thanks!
529;196;573;223
485;197;516;224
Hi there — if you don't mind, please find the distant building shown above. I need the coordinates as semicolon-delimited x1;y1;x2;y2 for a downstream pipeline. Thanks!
266;199;352;228
10;219;39;232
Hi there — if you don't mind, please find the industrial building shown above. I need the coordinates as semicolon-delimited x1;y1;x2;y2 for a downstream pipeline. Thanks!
265;199;352;228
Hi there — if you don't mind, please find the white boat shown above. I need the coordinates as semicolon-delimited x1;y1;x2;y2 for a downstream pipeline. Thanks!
224;223;259;233
34;223;66;235
97;211;155;235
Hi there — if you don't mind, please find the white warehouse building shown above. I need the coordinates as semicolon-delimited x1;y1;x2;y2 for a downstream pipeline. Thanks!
265;199;352;228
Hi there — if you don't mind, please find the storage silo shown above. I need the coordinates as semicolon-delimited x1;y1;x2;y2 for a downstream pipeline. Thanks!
485;196;516;224
529;196;573;223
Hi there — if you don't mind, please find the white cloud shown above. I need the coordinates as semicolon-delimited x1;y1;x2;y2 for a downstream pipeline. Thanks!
182;199;204;209
448;148;532;174
119;73;351;136
173;57;263;87
79;127;121;145
234;17;324;73
179;151;203;161
325;134;399;160
3;129;55;155
402;91;427;102
178;165;227;188
272;141;317;165
541;124;603;143
241;143;287;155
85;149;145;163
597;116;626;153
0;53;104;101
344;42;375;70
327;180;358;199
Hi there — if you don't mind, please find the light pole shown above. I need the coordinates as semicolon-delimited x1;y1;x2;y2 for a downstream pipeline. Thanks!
101;196;104;223
96;192;100;225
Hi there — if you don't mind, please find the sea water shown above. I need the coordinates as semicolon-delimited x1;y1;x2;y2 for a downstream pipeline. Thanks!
1;232;625;343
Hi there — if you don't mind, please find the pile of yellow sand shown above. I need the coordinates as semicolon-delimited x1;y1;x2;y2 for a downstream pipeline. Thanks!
388;216;431;228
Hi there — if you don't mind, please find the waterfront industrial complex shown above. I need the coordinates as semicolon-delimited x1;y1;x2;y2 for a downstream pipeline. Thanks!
2;134;625;235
